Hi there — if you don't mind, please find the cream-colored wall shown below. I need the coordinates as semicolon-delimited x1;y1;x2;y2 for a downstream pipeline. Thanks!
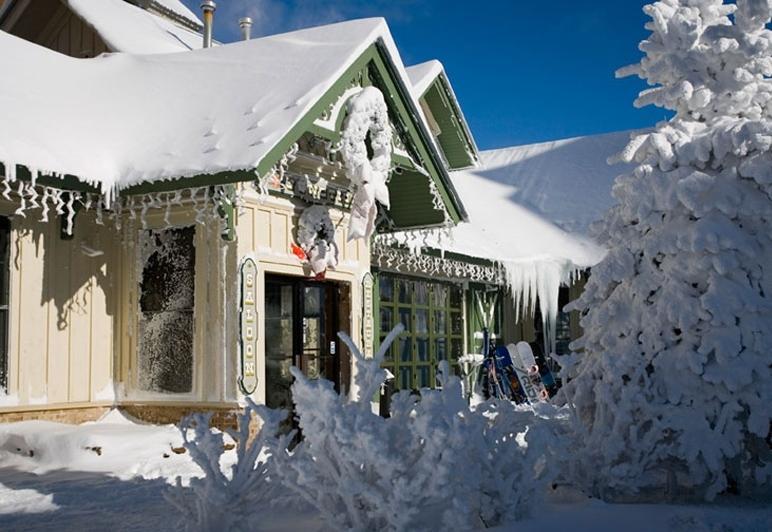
115;207;238;406
1;206;117;410
235;187;371;405
0;186;371;413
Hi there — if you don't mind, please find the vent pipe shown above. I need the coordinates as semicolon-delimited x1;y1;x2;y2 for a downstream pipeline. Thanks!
201;0;216;48
239;17;252;41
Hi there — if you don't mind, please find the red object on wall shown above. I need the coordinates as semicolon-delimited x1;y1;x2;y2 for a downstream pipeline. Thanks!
290;242;307;261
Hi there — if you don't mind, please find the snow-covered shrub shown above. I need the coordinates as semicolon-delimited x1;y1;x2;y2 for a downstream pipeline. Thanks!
165;399;292;531
281;324;561;531
476;400;569;524
561;0;772;500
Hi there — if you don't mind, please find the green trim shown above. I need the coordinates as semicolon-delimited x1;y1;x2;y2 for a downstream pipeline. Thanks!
376;271;465;390
216;185;237;242
422;75;479;170
0;163;101;194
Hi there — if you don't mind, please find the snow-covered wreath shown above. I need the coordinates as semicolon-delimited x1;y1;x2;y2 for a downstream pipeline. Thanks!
339;86;393;241
294;205;339;278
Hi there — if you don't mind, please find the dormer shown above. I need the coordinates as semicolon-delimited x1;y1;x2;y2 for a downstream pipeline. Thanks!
406;60;480;170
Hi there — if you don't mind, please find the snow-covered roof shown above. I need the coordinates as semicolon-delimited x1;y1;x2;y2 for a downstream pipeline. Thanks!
151;0;202;27
436;130;634;268
0;18;422;196
65;0;203;54
406;60;443;97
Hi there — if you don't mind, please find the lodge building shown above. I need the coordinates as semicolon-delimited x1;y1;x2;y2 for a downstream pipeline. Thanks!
0;0;626;424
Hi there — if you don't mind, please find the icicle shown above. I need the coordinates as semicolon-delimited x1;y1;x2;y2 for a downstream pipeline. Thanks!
113;197;123;231
40;187;51;223
6;163;16;182
127;196;136;220
65;192;77;235
2;179;11;201
163;192;173;229
140;195;150;230
14;182;26;217
95;196;104;225
26;183;39;213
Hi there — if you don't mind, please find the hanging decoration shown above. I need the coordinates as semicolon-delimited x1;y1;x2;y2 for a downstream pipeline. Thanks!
294;205;339;279
0;174;235;237
371;241;504;285
339;86;393;241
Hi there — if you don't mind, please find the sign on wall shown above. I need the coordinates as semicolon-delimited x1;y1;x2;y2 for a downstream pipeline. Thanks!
362;272;374;357
238;258;259;395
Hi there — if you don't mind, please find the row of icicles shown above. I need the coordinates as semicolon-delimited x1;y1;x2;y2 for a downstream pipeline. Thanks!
0;177;233;235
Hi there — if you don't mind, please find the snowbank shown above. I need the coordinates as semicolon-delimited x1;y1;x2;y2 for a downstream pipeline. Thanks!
0;408;231;482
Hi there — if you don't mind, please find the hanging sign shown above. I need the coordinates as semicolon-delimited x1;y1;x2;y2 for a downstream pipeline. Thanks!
362;272;375;357
238;258;259;395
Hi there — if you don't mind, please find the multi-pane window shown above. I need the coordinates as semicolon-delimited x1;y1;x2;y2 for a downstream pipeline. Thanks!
0;217;9;391
138;226;196;394
378;273;463;390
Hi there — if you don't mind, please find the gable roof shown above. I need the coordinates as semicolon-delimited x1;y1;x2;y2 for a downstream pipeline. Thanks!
405;59;479;169
406;60;444;98
395;129;635;269
64;0;203;54
0;17;467;223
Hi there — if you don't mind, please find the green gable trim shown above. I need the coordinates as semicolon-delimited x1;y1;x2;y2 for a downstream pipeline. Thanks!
422;75;479;170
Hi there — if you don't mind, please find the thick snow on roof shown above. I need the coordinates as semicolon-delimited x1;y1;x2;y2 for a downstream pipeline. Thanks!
66;0;203;54
437;130;634;268
406;60;443;97
152;0;202;26
0;18;408;195
431;131;634;350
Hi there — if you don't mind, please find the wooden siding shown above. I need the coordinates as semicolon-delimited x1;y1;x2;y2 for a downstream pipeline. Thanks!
17;1;111;58
2;205;117;407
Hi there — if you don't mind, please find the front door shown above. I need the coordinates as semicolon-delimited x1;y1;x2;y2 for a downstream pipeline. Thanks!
264;275;342;409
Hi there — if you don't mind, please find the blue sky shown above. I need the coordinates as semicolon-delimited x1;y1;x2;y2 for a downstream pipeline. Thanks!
181;0;668;150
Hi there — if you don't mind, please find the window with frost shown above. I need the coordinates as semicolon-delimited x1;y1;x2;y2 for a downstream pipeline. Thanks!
0;217;9;392
138;226;195;394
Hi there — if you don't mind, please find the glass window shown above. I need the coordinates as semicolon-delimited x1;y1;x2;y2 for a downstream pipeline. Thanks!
377;273;464;392
138;226;195;394
379;276;393;302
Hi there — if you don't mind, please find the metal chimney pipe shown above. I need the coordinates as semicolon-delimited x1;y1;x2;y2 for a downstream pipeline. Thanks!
239;17;253;41
201;0;216;48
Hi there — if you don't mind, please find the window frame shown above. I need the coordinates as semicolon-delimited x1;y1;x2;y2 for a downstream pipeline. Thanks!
377;272;464;391
135;224;198;397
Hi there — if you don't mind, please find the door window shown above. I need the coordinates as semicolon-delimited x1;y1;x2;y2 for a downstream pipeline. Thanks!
265;276;341;409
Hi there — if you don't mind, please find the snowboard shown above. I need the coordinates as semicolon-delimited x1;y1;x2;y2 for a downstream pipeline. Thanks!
507;342;550;403
479;329;527;403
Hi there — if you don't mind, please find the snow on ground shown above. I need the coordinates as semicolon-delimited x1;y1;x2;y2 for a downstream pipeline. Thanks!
0;411;769;531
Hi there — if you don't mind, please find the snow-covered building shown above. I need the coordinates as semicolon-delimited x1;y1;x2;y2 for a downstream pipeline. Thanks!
0;1;476;423
0;0;631;423
372;129;633;389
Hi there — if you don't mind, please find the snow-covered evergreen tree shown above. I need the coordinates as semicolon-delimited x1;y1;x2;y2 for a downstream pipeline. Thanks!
560;0;772;499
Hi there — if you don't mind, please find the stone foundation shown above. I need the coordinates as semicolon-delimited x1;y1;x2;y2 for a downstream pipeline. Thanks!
0;405;111;424
0;403;242;431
